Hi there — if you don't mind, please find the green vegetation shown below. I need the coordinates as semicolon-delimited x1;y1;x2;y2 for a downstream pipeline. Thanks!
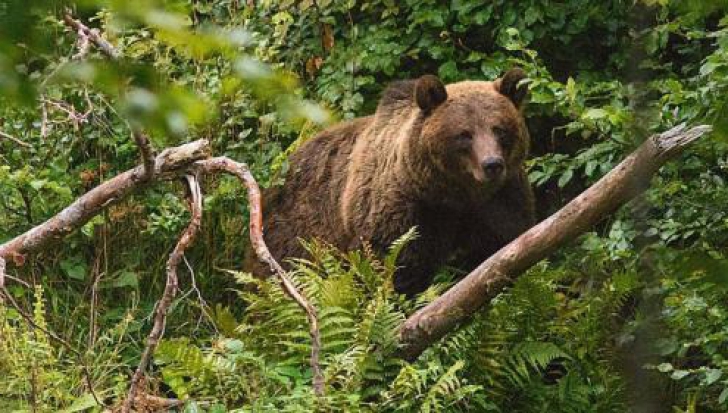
1;0;728;411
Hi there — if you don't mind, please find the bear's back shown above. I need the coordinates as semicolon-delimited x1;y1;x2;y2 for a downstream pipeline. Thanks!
247;116;372;274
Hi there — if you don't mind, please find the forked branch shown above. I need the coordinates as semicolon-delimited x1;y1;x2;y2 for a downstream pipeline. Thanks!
122;174;203;413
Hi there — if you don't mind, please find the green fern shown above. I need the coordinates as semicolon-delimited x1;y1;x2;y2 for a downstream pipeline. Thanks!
384;227;419;272
503;342;570;388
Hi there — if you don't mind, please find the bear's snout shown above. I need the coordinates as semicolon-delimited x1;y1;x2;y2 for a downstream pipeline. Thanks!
481;157;505;178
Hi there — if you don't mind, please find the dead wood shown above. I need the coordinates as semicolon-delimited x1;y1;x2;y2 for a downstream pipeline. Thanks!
122;174;203;413
398;123;712;360
0;130;31;148
62;12;120;59
0;139;211;266
196;157;325;396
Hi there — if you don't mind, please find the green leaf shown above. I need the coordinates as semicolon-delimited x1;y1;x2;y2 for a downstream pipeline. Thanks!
60;258;87;281
671;370;690;380
438;61;458;82
557;169;574;188
719;387;728;404
184;401;202;413
99;271;139;289
29;179;45;190
705;369;722;385
524;7;541;25
583;108;608;121
657;363;673;373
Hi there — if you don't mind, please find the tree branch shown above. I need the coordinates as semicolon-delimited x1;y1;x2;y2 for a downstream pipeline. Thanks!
196;157;325;396
62;12;120;59
0;139;211;266
132;130;157;180
398;123;712;360
0;141;326;397
62;13;157;180
123;174;203;413
0;130;31;148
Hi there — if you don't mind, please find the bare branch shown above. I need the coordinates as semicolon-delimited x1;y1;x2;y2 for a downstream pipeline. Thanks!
0;130;31;148
123;174;203;413
398;123;712;360
62;13;158;181
0;139;211;266
196;157;325;396
62;12;120;59
132;130;157;180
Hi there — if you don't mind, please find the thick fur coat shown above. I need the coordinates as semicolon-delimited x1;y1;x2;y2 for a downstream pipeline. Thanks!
246;69;536;295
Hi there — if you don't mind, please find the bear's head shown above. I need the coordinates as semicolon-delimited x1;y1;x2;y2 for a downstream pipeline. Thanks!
409;68;530;199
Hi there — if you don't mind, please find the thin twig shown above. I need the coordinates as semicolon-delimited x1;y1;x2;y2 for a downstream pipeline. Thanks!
40;98;93;126
5;274;31;289
122;174;203;412
196;157;325;396
62;12;157;181
0;257;27;291
0;130;31;148
88;252;103;348
183;255;216;332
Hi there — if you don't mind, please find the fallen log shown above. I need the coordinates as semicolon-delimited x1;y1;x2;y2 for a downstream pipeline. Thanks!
398;123;712;360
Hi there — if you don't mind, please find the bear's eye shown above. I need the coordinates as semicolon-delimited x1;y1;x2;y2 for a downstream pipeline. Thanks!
493;126;514;149
453;132;472;151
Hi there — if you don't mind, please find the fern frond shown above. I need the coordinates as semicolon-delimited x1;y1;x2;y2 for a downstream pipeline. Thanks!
504;342;570;388
383;227;418;271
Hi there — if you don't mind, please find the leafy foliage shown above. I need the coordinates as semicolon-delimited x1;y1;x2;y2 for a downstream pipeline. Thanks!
2;0;728;411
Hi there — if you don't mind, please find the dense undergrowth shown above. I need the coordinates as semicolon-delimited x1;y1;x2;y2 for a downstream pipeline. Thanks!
1;0;728;411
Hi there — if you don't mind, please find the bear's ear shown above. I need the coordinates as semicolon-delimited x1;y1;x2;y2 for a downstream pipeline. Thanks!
495;68;528;108
415;75;447;114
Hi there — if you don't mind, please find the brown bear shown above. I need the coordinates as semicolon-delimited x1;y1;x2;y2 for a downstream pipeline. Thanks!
246;68;536;295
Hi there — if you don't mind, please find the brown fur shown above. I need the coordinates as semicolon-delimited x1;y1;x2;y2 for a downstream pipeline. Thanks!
246;69;536;295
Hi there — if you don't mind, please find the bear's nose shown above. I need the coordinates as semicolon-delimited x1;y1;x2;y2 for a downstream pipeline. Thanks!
481;157;505;177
